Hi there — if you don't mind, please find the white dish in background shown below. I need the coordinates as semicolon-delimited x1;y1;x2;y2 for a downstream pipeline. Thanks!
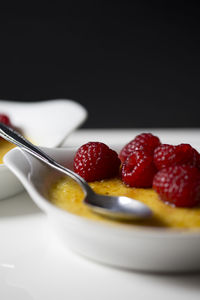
0;99;87;199
4;146;200;273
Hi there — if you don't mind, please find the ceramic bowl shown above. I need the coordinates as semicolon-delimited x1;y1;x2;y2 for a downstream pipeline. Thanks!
0;99;87;199
4;146;200;273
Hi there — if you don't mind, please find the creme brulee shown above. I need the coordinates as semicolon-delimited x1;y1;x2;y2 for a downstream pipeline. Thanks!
49;177;200;229
0;139;16;164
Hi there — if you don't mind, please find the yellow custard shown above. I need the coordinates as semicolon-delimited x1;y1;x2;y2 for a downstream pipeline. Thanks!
49;177;200;229
0;139;16;164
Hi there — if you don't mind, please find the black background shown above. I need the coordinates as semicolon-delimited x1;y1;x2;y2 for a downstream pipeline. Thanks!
0;2;200;128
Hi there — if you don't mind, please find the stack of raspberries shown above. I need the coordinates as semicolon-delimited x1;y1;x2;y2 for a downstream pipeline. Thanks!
73;133;200;208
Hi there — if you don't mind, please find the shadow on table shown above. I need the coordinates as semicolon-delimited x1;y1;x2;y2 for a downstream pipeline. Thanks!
121;267;200;292
147;272;200;293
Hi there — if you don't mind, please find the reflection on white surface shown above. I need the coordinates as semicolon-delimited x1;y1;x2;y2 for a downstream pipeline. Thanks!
0;263;15;269
0;257;33;300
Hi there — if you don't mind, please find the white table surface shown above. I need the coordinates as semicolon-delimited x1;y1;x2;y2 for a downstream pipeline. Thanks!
1;129;200;300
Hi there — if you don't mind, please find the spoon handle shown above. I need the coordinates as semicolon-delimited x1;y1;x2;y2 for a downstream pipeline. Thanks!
0;123;89;191
0;123;55;164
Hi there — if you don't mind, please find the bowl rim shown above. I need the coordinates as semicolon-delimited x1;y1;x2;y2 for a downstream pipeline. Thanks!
4;146;200;238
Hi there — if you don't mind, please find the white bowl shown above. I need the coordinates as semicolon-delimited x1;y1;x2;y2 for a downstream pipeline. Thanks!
4;146;200;273
0;99;87;199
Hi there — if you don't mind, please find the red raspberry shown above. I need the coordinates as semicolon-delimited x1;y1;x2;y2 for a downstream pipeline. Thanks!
154;143;200;170
153;165;200;207
119;133;161;163
121;150;157;188
73;142;121;182
0;114;12;126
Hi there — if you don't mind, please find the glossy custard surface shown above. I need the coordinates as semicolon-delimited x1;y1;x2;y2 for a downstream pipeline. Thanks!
0;139;16;164
49;177;200;229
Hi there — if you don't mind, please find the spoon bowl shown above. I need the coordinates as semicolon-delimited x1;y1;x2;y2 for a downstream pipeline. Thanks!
84;194;152;220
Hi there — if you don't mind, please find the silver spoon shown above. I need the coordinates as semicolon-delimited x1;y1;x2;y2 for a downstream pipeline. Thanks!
0;123;152;220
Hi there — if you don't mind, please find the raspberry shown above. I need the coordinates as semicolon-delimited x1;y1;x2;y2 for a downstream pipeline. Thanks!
119;133;161;163
0;114;12;126
154;143;200;170
153;165;200;207
74;142;121;182
121;150;157;188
